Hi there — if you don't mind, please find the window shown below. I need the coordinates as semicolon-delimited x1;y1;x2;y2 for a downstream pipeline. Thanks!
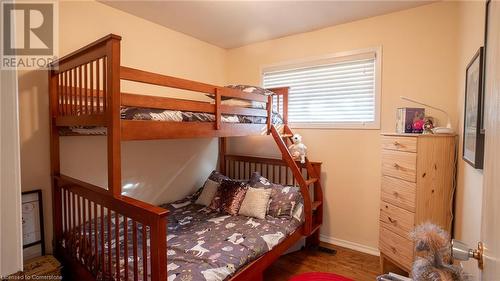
262;48;381;129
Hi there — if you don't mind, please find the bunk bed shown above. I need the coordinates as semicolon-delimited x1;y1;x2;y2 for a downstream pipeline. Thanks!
48;34;324;281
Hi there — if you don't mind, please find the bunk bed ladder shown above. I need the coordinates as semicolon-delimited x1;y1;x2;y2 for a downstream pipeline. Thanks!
270;125;323;237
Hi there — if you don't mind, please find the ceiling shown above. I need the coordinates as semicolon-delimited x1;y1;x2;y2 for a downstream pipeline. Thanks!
102;1;434;49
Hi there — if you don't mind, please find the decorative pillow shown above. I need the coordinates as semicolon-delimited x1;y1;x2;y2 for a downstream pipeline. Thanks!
238;187;272;220
248;172;273;188
209;179;248;215
248;172;302;218
292;197;305;222
208;170;229;183
267;185;301;218
195;179;220;206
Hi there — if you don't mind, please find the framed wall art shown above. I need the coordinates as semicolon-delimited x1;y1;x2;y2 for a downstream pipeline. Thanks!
22;190;45;261
481;0;492;133
463;47;485;169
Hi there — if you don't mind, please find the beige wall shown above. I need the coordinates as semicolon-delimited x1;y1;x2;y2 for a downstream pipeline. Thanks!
454;1;486;279
226;2;461;253
18;1;227;254
18;0;485;270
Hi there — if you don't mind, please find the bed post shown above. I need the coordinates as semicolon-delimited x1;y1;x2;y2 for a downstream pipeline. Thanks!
215;88;221;130
105;36;122;197
266;95;272;133
49;67;62;253
282;88;288;124
150;213;168;281
267;87;289;125
219;137;227;174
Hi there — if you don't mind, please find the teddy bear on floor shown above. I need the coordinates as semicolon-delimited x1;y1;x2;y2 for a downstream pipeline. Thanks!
411;222;470;281
288;134;307;163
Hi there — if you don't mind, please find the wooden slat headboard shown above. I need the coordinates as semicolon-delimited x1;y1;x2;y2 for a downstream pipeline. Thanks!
224;154;319;186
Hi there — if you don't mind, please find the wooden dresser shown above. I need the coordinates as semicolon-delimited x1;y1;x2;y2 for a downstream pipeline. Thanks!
379;133;456;273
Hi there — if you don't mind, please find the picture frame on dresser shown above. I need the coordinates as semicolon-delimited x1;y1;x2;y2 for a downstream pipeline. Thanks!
463;47;485;169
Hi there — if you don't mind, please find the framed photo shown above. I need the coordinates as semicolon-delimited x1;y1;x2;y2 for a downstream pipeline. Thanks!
22;190;45;261
481;0;492;133
463;47;485;169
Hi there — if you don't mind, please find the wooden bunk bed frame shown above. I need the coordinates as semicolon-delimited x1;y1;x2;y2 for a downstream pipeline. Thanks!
48;34;323;281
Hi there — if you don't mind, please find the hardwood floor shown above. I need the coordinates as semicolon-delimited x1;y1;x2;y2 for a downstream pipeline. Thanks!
264;243;381;281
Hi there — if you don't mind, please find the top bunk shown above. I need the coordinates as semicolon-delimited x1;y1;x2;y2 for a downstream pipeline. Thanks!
48;34;288;141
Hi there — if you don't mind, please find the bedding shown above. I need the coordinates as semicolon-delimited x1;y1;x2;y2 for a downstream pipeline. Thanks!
120;107;283;124
207;170;230;184
248;172;302;218
205;85;276;110
224;85;276;96
59;106;283;136
209;179;248;215
195;179;220;207
68;193;303;281
238;187;272;220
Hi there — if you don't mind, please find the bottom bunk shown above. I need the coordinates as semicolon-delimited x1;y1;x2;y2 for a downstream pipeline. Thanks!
52;155;322;281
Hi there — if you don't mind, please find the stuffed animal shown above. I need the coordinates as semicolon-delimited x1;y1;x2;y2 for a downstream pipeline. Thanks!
288;134;307;163
411;222;470;281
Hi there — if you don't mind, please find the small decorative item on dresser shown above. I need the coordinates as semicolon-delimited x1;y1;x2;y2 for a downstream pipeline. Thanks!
422;117;435;135
463;47;485;169
400;96;455;135
396;108;425;134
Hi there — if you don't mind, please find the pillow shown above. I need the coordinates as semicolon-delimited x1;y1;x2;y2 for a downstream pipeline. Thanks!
220;99;266;109
248;172;302;218
225;85;276;96
209;179;248;215
208;170;229;183
267;185;301;218
195;179;219;206
248;172;273;188
205;85;275;110
238;187;272;220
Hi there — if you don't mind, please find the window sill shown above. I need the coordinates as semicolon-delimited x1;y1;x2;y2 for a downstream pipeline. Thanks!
288;122;381;130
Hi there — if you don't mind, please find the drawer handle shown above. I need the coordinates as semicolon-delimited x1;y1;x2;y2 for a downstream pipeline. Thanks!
388;217;397;224
391;246;397;253
393;163;406;171
393;141;406;148
393;191;399;197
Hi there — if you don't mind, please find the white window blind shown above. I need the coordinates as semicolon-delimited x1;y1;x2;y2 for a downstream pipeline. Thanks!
263;50;380;128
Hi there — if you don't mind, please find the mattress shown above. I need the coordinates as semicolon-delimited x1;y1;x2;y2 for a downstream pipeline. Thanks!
60;106;283;135
66;197;302;281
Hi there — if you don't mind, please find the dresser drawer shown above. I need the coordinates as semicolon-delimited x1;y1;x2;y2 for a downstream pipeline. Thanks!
379;227;414;270
381;150;417;182
380;202;415;238
382;136;417;153
381;176;416;212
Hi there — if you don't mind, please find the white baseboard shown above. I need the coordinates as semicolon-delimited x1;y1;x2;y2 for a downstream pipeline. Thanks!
320;234;380;257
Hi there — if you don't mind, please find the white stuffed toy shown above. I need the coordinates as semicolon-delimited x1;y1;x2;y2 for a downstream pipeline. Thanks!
288;134;307;163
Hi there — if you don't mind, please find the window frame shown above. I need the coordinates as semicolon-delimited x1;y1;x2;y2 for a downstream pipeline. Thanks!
261;47;382;130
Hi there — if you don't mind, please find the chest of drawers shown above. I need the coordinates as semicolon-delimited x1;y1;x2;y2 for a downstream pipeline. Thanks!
379;133;456;273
